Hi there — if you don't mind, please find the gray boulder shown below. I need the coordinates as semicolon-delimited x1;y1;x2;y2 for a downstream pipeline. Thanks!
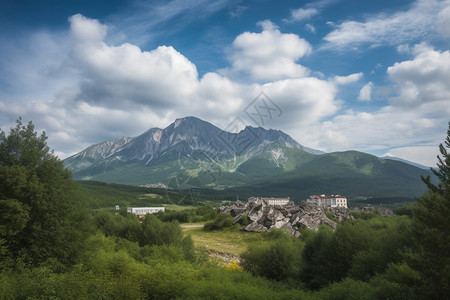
352;206;393;216
220;200;341;236
245;222;268;233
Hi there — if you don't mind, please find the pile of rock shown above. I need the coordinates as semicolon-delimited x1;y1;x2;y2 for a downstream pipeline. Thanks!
219;200;353;237
351;206;394;216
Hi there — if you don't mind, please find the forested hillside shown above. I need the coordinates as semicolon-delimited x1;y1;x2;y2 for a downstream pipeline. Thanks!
1;119;449;299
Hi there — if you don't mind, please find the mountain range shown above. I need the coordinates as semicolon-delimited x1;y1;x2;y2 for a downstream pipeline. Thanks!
64;116;432;200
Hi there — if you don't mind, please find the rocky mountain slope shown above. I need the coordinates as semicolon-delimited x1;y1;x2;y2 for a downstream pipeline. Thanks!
65;116;320;183
65;116;432;200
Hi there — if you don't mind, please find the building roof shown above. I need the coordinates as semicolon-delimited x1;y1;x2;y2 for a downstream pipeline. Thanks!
310;195;346;199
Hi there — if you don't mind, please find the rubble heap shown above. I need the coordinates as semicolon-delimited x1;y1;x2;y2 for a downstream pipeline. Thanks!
218;200;354;237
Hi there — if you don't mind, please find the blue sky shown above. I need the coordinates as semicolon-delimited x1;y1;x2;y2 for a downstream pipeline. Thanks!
0;0;449;166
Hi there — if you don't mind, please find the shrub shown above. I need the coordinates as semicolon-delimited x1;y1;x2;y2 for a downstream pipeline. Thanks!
241;232;302;281
238;213;249;226
203;213;235;231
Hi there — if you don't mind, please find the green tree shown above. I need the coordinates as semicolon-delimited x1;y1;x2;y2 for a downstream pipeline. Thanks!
421;121;450;196
241;230;302;281
300;226;337;289
140;214;183;246
0;118;89;268
94;212;142;242
409;121;450;298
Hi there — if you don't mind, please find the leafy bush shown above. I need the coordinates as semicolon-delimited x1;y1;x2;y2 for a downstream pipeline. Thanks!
159;205;218;223
241;230;303;281
203;213;235;231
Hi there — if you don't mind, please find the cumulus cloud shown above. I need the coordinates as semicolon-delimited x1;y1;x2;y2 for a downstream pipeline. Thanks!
297;104;446;167
294;45;450;167
69;14;199;109
323;0;450;50
228;20;312;81
69;14;107;45
387;46;450;108
358;82;373;102
2;13;444;167
261;77;339;128
0;97;173;157
0;15;342;157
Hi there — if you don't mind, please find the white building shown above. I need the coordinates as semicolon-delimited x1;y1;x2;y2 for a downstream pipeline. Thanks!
248;197;290;206
308;195;347;208
127;207;165;216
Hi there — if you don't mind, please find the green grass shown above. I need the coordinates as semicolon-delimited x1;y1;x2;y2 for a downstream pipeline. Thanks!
183;227;269;257
163;204;194;211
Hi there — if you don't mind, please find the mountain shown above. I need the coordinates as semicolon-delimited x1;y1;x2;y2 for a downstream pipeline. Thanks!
65;116;315;181
65;116;432;200
228;150;432;201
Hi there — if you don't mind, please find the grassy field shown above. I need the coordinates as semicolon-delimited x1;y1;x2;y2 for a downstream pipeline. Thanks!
162;204;195;211
183;226;268;259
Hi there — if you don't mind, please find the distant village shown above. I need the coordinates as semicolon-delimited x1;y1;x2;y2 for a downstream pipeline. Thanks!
126;194;347;216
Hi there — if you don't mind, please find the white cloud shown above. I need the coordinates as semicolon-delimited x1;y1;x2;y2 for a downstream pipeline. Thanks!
298;106;445;166
69;14;199;109
261;77;339;129
332;72;363;85
294;46;449;167
286;8;318;22
284;0;340;23
358;82;373;102
396;44;411;54
305;23;316;33
437;5;450;37
229;20;312;81
196;72;246;116
323;0;450;50
0;15;341;157
387;46;450;108
69;14;107;45
2;13;445;168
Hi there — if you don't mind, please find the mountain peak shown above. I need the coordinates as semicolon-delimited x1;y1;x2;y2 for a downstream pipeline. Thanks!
63;116;431;198
64;116;321;180
174;116;204;127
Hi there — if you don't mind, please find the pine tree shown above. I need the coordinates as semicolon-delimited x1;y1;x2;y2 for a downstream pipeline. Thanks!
421;121;450;196
411;121;450;298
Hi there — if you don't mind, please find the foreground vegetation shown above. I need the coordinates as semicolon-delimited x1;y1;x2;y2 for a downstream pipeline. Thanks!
1;119;449;299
